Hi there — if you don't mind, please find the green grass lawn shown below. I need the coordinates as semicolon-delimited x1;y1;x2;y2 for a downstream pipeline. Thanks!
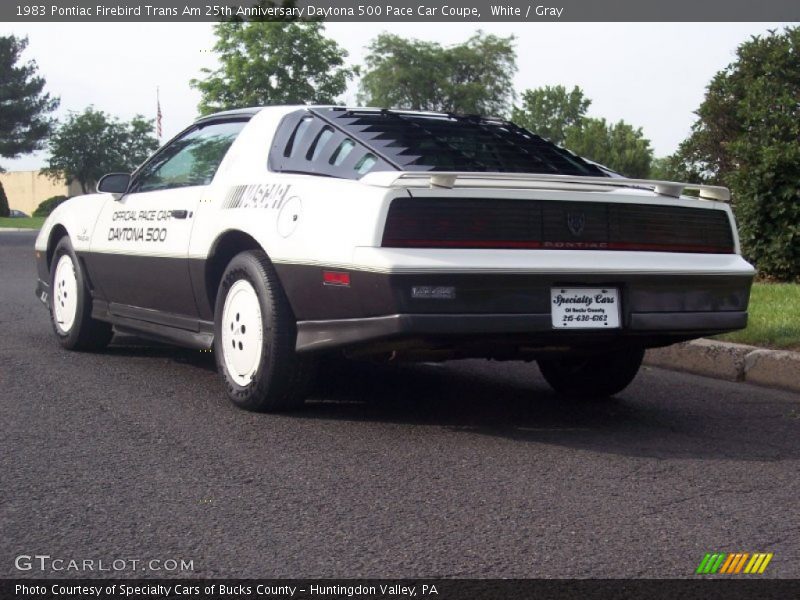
716;283;800;350
0;216;45;229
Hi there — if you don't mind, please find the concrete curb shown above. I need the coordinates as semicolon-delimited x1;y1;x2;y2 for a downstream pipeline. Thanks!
0;228;38;232
645;339;800;394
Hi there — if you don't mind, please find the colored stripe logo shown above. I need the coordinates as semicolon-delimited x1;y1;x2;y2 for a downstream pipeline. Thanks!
696;552;773;574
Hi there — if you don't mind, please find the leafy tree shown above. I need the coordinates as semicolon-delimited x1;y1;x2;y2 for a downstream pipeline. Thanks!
191;22;355;115
673;27;800;280
33;194;68;217
0;182;9;217
564;118;653;178
648;155;689;181
511;85;590;145
359;31;517;115
44;107;158;194
122;116;161;168
0;35;59;165
511;85;652;177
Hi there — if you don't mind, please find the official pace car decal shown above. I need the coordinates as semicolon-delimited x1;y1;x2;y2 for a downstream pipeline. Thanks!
107;209;171;242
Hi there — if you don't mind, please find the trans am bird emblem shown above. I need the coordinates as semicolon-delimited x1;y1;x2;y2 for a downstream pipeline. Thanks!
566;212;586;236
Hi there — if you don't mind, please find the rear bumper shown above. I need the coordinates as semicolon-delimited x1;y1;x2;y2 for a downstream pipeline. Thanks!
296;310;749;353
281;252;754;354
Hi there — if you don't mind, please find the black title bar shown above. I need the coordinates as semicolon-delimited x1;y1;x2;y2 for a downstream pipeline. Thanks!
4;0;800;22
4;579;800;600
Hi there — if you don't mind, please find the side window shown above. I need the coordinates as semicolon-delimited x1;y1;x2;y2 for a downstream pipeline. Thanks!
307;127;333;161
131;120;246;193
329;139;355;166
285;116;313;158
355;153;377;175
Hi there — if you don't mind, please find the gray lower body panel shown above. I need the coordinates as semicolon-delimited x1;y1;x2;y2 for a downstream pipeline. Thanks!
296;311;749;354
36;253;753;357
288;267;753;354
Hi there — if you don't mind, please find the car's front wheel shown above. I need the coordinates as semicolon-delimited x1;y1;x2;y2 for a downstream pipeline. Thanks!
214;249;315;412
49;237;113;351
537;348;644;398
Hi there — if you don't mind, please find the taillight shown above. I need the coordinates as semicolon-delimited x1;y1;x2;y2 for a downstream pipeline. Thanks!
322;271;350;286
382;198;735;254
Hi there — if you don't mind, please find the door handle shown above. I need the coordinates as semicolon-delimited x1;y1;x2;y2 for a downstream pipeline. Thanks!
170;210;189;219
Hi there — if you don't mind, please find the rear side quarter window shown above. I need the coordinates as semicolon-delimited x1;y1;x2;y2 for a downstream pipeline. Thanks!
268;110;394;179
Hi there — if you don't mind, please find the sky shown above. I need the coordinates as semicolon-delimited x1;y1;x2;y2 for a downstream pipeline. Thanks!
1;21;795;171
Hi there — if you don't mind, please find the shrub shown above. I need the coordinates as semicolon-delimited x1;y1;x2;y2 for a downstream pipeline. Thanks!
0;182;9;217
672;27;800;281
33;194;68;217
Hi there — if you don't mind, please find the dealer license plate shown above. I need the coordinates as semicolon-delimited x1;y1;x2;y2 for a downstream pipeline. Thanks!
551;287;621;329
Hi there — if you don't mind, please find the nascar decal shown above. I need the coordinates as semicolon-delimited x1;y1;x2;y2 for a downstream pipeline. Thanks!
107;209;171;242
223;183;293;210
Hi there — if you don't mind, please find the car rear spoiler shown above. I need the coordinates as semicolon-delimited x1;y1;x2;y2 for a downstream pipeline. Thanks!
359;171;731;202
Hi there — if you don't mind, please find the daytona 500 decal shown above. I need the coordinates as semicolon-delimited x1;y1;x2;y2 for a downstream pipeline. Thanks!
107;209;171;242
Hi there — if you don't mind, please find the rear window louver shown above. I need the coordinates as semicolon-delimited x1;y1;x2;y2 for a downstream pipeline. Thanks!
268;108;607;180
269;110;394;178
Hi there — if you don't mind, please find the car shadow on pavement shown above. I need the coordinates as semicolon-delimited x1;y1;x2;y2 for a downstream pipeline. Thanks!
98;337;800;462
105;335;218;373
296;358;800;462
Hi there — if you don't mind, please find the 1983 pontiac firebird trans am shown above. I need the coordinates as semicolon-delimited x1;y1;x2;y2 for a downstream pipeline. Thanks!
35;106;755;411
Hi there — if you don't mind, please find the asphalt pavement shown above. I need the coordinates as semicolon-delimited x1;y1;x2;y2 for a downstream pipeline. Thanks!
1;231;799;579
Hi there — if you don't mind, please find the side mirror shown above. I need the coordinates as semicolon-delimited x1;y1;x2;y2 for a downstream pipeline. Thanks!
97;173;130;196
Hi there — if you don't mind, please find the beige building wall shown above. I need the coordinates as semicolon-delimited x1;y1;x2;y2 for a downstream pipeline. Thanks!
0;171;83;215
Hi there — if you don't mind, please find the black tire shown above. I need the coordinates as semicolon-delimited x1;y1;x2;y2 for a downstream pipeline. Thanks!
213;249;315;412
537;347;644;399
49;236;113;351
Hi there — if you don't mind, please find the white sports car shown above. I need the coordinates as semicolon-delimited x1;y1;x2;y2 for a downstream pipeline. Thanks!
35;106;755;411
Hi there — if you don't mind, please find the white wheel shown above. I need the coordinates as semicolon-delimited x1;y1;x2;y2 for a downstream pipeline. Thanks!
48;237;113;351
220;279;264;386
214;250;315;412
53;254;78;334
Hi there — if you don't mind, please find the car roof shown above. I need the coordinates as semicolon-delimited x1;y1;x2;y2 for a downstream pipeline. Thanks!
194;105;511;124
194;107;265;124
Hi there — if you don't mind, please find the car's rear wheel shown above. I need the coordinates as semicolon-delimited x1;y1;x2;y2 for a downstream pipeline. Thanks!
537;348;644;398
214;249;315;412
49;237;113;351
